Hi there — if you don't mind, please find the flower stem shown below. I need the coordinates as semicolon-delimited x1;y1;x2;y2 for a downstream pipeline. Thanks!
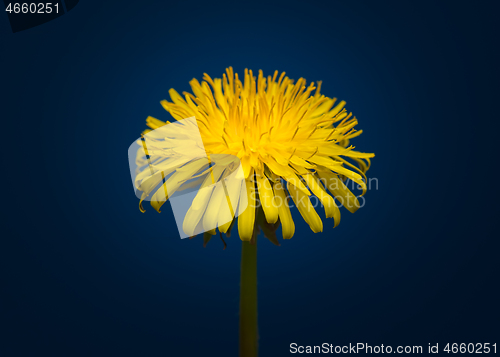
239;236;258;357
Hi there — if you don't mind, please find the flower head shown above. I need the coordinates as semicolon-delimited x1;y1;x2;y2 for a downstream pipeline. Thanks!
137;68;374;242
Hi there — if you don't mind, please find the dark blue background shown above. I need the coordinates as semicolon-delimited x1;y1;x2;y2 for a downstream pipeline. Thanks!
1;1;498;356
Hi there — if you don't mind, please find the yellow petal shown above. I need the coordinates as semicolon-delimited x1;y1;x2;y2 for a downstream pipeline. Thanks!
330;100;346;118
273;180;295;239
203;183;225;232
241;155;252;179
238;177;256;241
283;172;310;196
145;116;167;130
328;165;367;194
150;159;207;213
302;174;341;228
218;177;242;233
182;164;229;235
256;171;278;224
287;181;323;233
317;171;360;213
182;185;214;236
139;192;148;213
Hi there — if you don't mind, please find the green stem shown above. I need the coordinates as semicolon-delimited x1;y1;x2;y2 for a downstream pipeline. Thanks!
239;236;258;357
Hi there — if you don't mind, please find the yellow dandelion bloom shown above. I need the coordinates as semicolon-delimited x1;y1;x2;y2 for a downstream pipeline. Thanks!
138;67;374;241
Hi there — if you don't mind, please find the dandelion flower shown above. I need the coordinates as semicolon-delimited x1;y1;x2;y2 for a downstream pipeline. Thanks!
139;67;374;241
132;68;375;357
